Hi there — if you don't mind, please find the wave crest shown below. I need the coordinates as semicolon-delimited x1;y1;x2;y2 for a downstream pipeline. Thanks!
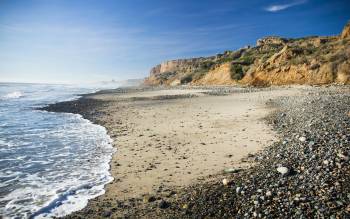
2;91;24;99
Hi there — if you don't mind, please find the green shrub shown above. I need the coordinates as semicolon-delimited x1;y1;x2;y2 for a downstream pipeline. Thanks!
200;61;215;69
217;56;235;64
157;71;176;80
290;56;308;65
230;64;244;80
180;74;193;84
238;55;254;65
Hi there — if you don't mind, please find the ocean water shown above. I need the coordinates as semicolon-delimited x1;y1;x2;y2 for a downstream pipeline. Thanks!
0;83;117;218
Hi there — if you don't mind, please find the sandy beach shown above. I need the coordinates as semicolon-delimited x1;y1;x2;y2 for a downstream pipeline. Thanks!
87;88;283;201
42;85;350;218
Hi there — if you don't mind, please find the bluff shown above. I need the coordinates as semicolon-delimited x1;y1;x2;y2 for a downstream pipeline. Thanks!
144;21;350;86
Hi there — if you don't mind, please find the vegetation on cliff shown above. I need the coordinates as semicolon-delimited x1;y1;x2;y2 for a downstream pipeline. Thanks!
144;21;350;86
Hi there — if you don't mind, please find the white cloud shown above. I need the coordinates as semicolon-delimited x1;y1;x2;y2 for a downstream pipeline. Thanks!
264;0;307;12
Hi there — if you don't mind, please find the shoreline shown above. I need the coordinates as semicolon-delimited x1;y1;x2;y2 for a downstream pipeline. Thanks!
42;85;350;218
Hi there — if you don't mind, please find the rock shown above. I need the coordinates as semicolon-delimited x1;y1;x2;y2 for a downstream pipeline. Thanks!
341;21;350;39
143;195;156;203
236;187;242;194
277;166;289;176
337;153;349;161
222;178;229;186
102;210;112;217
159;200;170;209
256;36;288;46
308;141;315;146
266;191;272;197
299;136;307;142
224;168;241;173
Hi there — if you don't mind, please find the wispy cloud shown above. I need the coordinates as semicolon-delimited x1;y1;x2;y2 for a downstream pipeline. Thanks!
264;0;307;12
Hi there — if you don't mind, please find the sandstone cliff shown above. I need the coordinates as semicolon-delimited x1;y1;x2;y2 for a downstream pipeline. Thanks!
144;22;350;86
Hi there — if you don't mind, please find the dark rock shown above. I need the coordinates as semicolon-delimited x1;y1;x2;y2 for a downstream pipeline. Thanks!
159;200;170;209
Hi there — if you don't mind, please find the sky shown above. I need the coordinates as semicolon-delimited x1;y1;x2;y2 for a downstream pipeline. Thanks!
0;0;349;84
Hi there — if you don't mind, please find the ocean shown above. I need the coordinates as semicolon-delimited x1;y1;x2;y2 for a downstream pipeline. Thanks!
0;83;117;218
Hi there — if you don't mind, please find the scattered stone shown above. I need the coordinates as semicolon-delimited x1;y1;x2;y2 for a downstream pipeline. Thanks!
223;168;241;174
159;200;170;209
102;210;112;217
182;204;189;209
266;191;272;197
299;136;307;142
308;141;315;146
222;178;229;186
143;195;156;203
57;86;350;218
276;166;289;176
337;153;349;161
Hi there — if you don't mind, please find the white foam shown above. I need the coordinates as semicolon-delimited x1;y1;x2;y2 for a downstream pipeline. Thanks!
0;117;114;219
2;91;24;99
0;84;117;219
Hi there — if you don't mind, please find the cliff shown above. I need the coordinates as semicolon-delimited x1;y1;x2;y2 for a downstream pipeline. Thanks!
144;21;350;86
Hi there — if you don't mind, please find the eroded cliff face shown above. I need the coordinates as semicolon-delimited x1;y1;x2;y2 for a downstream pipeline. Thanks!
144;21;350;86
144;58;213;85
341;21;350;39
242;36;350;86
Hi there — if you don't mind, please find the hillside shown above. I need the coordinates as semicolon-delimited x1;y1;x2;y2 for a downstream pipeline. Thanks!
144;21;350;86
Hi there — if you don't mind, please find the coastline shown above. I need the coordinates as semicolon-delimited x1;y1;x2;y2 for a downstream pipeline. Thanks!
42;85;350;218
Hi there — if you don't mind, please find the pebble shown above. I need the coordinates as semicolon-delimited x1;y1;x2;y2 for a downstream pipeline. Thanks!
102;211;112;217
224;168;241;173
266;191;272;197
159;200;170;209
299;136;307;142
143;195;156;203
337;153;349;161
276;166;289;175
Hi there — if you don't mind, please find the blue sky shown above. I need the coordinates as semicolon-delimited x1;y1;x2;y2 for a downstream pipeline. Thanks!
0;0;349;83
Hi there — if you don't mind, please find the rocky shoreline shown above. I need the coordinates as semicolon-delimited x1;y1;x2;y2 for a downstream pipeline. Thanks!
42;85;349;218
150;86;350;218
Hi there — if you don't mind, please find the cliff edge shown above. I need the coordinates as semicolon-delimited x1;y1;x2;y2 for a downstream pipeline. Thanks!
144;21;350;86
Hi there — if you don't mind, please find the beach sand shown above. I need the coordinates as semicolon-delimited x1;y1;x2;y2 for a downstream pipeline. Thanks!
58;87;297;216
92;89;273;198
43;86;350;218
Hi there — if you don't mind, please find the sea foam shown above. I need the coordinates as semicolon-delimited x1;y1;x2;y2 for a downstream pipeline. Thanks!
2;91;24;99
0;83;116;218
